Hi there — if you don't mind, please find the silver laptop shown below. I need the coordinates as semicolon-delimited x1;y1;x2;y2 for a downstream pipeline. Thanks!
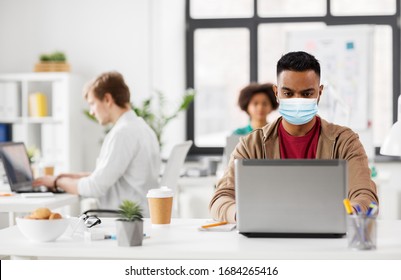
235;159;347;238
0;142;63;193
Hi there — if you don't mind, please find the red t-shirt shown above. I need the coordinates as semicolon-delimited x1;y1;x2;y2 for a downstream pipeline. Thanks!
278;117;321;159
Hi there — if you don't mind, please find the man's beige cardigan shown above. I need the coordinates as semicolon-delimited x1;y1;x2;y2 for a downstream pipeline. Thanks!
209;117;379;223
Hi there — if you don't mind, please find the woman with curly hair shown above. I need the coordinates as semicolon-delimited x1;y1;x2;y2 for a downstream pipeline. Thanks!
233;83;278;135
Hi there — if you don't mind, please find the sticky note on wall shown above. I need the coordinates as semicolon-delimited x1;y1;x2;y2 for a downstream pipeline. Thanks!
29;92;48;117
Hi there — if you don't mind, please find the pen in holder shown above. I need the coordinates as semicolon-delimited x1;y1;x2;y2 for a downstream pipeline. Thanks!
347;214;377;250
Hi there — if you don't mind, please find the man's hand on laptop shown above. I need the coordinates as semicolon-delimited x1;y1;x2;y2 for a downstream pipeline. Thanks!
32;176;57;191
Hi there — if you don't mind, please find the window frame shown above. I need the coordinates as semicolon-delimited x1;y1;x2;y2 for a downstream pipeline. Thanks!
185;0;400;155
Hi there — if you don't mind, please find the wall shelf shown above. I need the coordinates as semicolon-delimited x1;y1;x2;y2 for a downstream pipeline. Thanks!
0;72;85;173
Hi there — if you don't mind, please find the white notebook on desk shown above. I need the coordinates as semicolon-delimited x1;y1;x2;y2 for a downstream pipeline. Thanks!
198;220;236;232
20;192;54;198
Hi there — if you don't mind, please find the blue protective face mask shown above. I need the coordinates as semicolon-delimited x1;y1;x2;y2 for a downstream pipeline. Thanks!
278;98;318;125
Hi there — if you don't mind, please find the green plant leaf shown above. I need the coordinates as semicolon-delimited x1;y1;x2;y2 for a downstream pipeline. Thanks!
83;109;97;122
118;200;143;221
50;51;66;62
40;54;51;62
39;51;67;62
85;88;196;147
161;88;195;126
178;88;195;112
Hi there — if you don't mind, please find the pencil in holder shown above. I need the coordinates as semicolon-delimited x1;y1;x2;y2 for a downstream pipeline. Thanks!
347;215;377;250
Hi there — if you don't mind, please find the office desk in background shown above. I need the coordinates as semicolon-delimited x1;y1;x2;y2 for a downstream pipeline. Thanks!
0;193;79;226
0;218;400;260
177;176;217;218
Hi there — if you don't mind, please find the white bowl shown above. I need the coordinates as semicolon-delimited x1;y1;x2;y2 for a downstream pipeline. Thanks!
16;217;69;242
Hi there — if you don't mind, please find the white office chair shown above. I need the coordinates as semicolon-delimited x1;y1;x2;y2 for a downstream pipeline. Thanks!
160;140;193;217
222;134;241;170
81;141;193;217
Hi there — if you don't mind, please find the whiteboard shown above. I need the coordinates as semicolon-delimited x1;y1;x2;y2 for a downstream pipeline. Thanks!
286;25;374;132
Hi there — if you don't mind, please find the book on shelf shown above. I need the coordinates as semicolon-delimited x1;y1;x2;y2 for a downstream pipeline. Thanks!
29;92;48;117
0;124;12;142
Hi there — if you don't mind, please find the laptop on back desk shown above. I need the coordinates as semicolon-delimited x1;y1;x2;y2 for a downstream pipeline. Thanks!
0;142;63;193
235;159;347;238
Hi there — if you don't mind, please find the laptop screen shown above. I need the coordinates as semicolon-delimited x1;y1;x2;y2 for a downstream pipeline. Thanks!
0;142;33;190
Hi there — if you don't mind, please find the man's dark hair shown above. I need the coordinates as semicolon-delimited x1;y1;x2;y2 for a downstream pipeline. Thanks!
277;51;320;78
238;83;278;114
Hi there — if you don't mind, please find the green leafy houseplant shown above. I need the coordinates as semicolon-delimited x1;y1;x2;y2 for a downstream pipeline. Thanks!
84;88;195;147
26;145;41;164
132;88;195;146
116;200;144;246
117;200;143;222
35;51;70;72
40;51;67;62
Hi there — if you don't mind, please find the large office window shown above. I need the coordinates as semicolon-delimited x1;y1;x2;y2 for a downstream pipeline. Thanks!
194;28;250;147
258;0;326;17
331;0;396;15
186;0;400;155
190;0;254;18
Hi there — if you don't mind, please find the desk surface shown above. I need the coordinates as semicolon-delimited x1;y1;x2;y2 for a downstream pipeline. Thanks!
0;193;79;226
0;218;400;260
0;193;79;213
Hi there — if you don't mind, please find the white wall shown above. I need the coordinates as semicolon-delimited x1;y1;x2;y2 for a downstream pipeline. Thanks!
0;0;152;94
375;162;401;220
150;0;186;157
0;0;187;167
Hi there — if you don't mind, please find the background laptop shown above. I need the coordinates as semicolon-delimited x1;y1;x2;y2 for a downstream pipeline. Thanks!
235;159;347;238
0;142;62;193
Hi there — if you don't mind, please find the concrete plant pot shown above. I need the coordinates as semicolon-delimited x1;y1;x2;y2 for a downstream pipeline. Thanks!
116;220;143;246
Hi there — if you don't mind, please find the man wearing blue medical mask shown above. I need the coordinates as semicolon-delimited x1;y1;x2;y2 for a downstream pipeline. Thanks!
210;51;378;223
272;51;324;159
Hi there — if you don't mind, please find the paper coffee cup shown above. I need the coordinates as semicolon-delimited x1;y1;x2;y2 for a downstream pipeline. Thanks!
147;186;174;226
43;166;54;176
38;161;55;176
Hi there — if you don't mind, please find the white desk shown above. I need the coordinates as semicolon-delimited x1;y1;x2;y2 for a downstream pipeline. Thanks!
0;193;79;226
0;218;400;260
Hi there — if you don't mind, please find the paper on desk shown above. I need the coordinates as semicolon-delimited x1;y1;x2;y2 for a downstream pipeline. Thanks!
198;222;236;232
21;192;54;198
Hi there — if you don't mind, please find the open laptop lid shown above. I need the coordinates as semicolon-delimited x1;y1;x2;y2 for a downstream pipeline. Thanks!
0;142;34;192
235;159;347;238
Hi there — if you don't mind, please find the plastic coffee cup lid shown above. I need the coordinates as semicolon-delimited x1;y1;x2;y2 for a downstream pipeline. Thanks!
146;186;174;198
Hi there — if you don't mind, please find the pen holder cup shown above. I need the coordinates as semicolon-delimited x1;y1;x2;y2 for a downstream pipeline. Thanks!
347;215;377;250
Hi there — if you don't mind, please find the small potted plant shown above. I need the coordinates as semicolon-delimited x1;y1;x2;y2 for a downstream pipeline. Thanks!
115;200;144;246
34;51;71;72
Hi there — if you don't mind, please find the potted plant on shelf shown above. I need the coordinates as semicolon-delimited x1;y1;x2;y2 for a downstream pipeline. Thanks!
115;200;144;247
34;51;71;72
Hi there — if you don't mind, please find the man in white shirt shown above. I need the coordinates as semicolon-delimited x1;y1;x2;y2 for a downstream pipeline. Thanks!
33;72;160;215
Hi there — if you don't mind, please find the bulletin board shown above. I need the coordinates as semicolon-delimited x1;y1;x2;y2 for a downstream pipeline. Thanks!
286;25;374;132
